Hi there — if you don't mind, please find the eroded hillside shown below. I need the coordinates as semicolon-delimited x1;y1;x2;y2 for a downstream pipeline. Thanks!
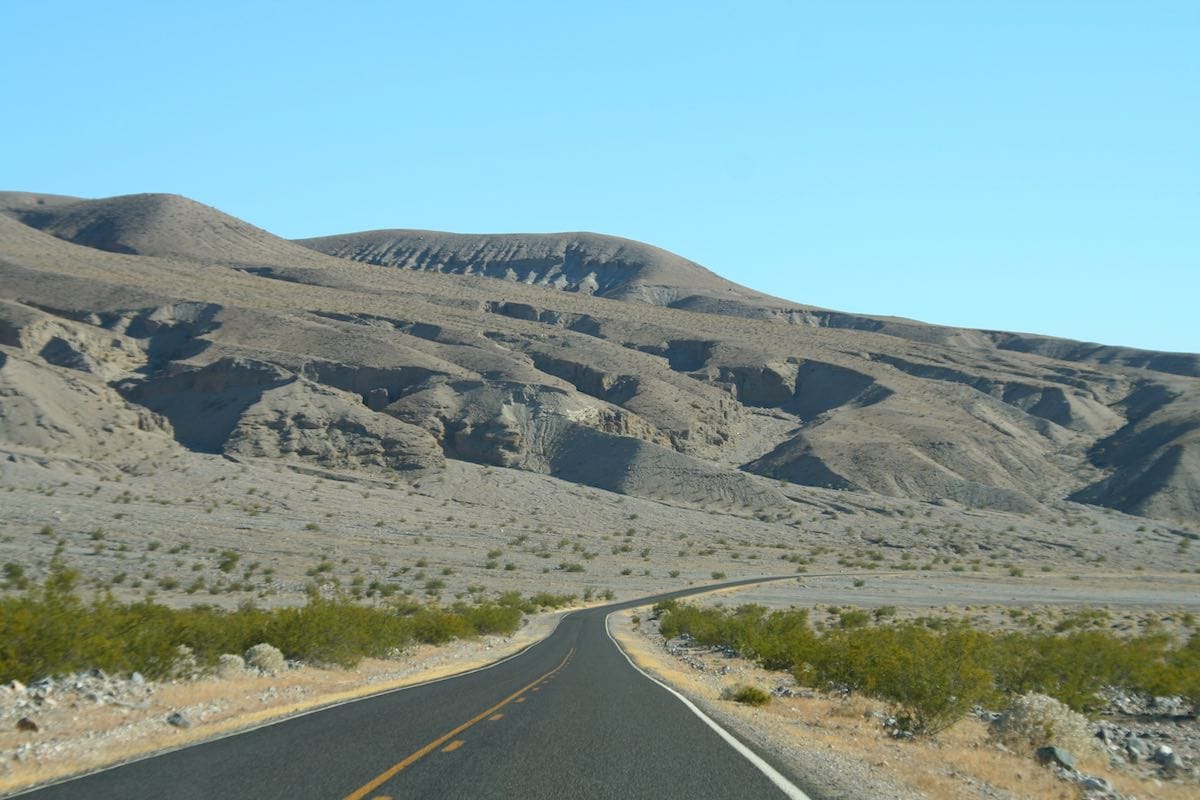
1;191;1197;530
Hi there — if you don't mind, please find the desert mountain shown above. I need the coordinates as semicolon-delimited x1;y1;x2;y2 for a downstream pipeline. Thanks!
1;191;1197;528
297;229;783;311
298;226;1200;380
0;191;332;267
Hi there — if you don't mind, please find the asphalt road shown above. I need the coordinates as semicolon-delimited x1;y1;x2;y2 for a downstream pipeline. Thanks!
19;576;809;800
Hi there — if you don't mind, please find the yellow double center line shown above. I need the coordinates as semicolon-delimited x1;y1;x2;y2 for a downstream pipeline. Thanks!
343;647;575;800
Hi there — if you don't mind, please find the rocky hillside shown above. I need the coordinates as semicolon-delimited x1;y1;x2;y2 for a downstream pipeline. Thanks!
1;191;1197;528
297;229;781;310
299;227;1200;379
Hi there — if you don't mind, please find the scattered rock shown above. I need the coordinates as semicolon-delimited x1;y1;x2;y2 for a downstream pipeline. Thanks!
165;711;191;729
0;668;155;727
1036;746;1076;770
1154;745;1186;772
130;672;145;686
16;717;38;732
1152;744;1174;764
1150;695;1191;717
1123;735;1149;763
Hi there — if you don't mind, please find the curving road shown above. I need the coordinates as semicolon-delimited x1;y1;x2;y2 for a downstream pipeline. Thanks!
17;577;811;800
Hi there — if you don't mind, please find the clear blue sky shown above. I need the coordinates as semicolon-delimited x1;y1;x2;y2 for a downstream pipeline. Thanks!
3;2;1196;352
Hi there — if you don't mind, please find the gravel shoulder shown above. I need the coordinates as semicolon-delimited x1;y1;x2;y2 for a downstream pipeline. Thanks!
0;609;569;797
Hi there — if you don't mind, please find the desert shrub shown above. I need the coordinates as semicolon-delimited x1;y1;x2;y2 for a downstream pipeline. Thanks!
407;605;474;645
452;601;522;636
0;562;184;681
244;643;285;674
989;629;1172;711
217;653;246;678
2;563;29;590
989;692;1099;755
524;592;576;611
1157;632;1200;703
811;623;994;734
837;608;870;628
722;684;771;706
655;600;1197;736
0;560;532;681
495;591;575;614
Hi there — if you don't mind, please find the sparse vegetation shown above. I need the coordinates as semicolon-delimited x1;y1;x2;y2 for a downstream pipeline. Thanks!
0;559;563;682
722;683;772;706
655;600;1200;735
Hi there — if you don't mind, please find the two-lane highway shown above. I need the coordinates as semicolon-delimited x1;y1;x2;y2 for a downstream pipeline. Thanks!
17;577;810;800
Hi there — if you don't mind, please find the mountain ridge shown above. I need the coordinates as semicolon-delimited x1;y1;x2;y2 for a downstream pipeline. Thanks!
296;223;1199;379
1;190;1197;527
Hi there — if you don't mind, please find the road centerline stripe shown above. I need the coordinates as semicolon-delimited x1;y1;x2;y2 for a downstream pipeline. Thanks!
343;647;574;800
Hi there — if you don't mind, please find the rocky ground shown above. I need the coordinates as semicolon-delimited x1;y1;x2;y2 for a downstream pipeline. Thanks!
3;451;1196;613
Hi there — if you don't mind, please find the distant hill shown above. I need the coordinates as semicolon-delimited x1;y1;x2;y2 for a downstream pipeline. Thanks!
298;227;1200;380
0;192;331;267
296;229;783;310
1;190;1197;527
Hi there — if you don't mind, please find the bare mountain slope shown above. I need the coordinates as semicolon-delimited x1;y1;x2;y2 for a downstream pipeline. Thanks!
298;226;1200;380
296;229;781;308
1;191;1198;527
0;192;332;268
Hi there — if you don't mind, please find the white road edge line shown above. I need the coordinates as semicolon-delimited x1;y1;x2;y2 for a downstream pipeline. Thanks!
8;610;573;798
605;612;812;800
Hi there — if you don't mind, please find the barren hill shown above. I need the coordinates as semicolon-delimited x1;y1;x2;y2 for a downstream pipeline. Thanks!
0;192;332;267
298;226;1200;380
1;191;1198;531
296;229;783;310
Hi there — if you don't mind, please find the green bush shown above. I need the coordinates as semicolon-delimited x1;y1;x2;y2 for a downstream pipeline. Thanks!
0;559;529;682
655;600;1200;735
837;608;870;628
723;684;772;706
812;624;994;733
